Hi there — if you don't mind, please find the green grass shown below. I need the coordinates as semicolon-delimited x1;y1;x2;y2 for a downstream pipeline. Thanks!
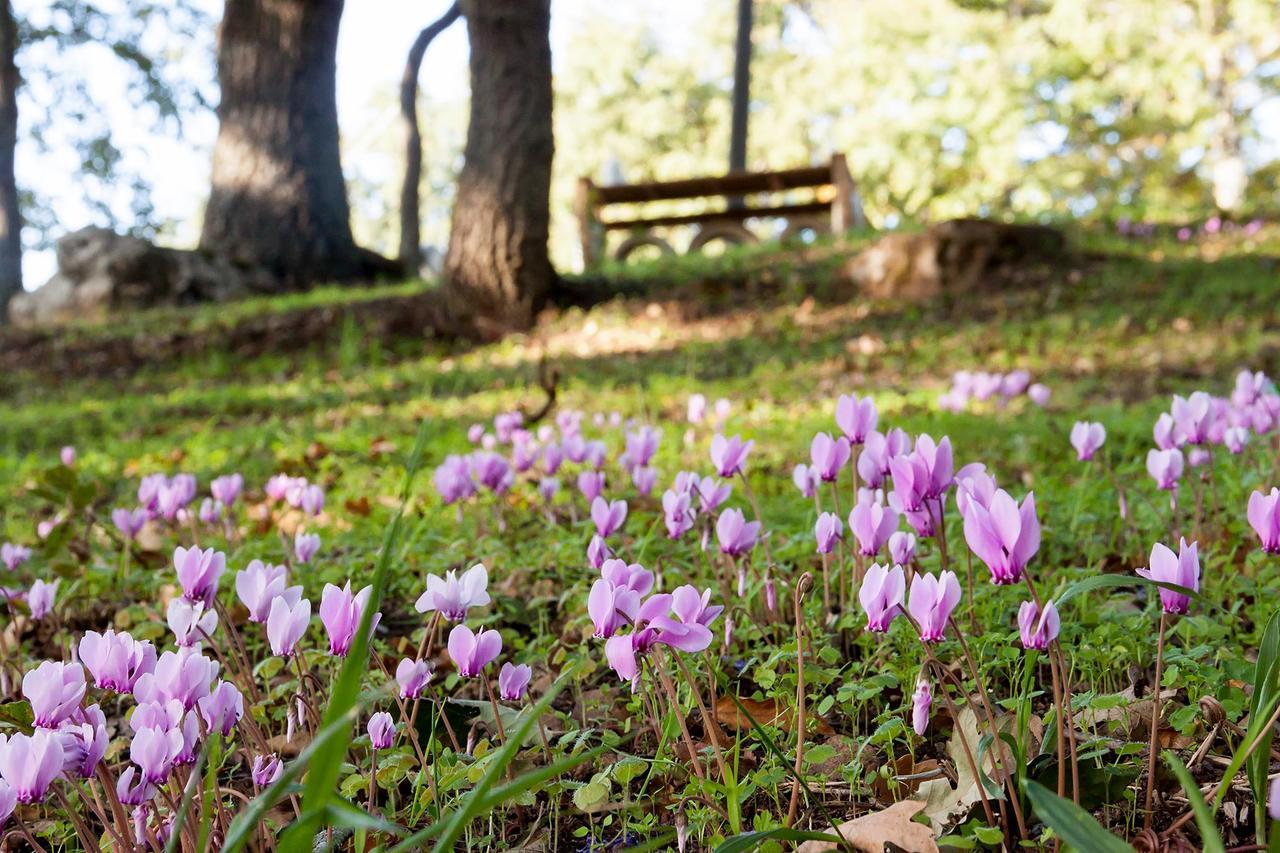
2;225;1279;850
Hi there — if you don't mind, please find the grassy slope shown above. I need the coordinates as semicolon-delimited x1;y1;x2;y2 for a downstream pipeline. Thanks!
2;227;1279;846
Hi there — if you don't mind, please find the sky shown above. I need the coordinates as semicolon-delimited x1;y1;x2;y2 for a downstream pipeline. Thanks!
16;0;702;287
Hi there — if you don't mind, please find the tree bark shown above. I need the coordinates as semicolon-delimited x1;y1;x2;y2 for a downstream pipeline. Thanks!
0;0;21;318
443;0;554;338
398;2;461;273
201;0;378;288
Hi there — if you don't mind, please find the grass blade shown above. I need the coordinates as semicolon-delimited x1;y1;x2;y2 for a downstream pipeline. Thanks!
1248;608;1280;842
1164;751;1225;853
1024;780;1132;852
278;422;432;853
715;828;845;852
1055;573;1207;610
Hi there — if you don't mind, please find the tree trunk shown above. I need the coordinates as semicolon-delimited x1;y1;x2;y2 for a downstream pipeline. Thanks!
443;0;554;338
398;2;461;273
0;0;21;319
201;0;373;288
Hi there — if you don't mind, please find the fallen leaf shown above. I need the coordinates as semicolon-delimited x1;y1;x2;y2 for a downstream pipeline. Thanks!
714;695;834;736
796;800;939;852
344;496;371;516
872;754;942;803
368;436;397;458
914;707;1008;832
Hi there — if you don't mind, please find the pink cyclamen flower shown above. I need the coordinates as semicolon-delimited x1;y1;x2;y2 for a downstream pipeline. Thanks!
814;512;843;554
687;393;707;424
367;712;395;750
1146;448;1185;491
1224;426;1249;454
849;501;899;557
59;704;108;779
792;464;818;498
624;426;661;469
577;470;605;503
588;579;640;639
210;473;243;506
888;531;917;565
907;570;961;642
167;599;217;647
601;559;655;595
1027;383;1051;407
60;446;75;466
1137;539;1200;615
835;393;878;444
434;455;476;504
912;434;954;499
1070;421;1106;461
584;440;608;470
415;563;490;621
1153;413;1182;450
198;680;244;736
591;497;628;538
694;477;732;513
709;434;753;477
587;535;612;569
133;648;219;711
603;624;662;686
888;454;930;513
111;508;148;541
0;781;12;828
300;484;325;516
663;489;696;539
911;679;932;736
27;579;58;620
320;582;379;657
1270;776;1280;820
0;730;65;802
538;476;560;502
0;543;30;570
236;560;300;623
858;563;905;632
632;466;657;496
130;726;183;785
396;658;432;699
809;432;851;482
78;629;156;693
173;546;224;607
650;586;723;653
115;766;153;806
471;452;513;493
1018;599;1060;650
448;625;502;677
962;489;1040;585
1172;392;1213;444
716;508;760;556
198;499;222;525
266;596;311;656
1248;488;1280;553
252;754;283;788
23;660;86;729
954;463;996;517
294;530;320;564
498;662;532;701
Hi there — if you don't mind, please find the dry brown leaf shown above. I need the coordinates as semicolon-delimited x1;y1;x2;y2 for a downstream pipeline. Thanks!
914;707;1008;832
714;695;834;736
872;754;942;803
344;496;371;516
796;800;938;853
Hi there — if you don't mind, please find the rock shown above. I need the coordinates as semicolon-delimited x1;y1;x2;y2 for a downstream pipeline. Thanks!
844;218;1068;302
9;227;279;327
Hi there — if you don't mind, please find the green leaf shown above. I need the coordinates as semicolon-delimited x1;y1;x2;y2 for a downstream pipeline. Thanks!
1248;608;1280;843
714;828;845;853
1163;752;1224;853
1024;780;1132;852
572;780;609;811
1054;573;1208;611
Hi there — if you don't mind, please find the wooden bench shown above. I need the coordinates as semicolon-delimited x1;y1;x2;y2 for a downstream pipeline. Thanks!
574;154;865;268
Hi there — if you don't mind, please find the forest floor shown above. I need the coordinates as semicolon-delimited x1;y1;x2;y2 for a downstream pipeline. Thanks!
1;225;1279;851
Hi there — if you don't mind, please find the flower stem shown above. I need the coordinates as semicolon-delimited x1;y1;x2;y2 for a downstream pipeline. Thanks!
1144;610;1168;829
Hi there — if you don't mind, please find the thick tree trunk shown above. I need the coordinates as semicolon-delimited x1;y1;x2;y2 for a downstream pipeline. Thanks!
398;2;461;273
443;0;554;338
201;0;372;288
0;0;21;319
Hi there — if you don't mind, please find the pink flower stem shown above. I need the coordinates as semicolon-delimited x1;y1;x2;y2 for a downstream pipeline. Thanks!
1144;610;1168;829
651;652;708;783
668;648;728;784
786;573;813;828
